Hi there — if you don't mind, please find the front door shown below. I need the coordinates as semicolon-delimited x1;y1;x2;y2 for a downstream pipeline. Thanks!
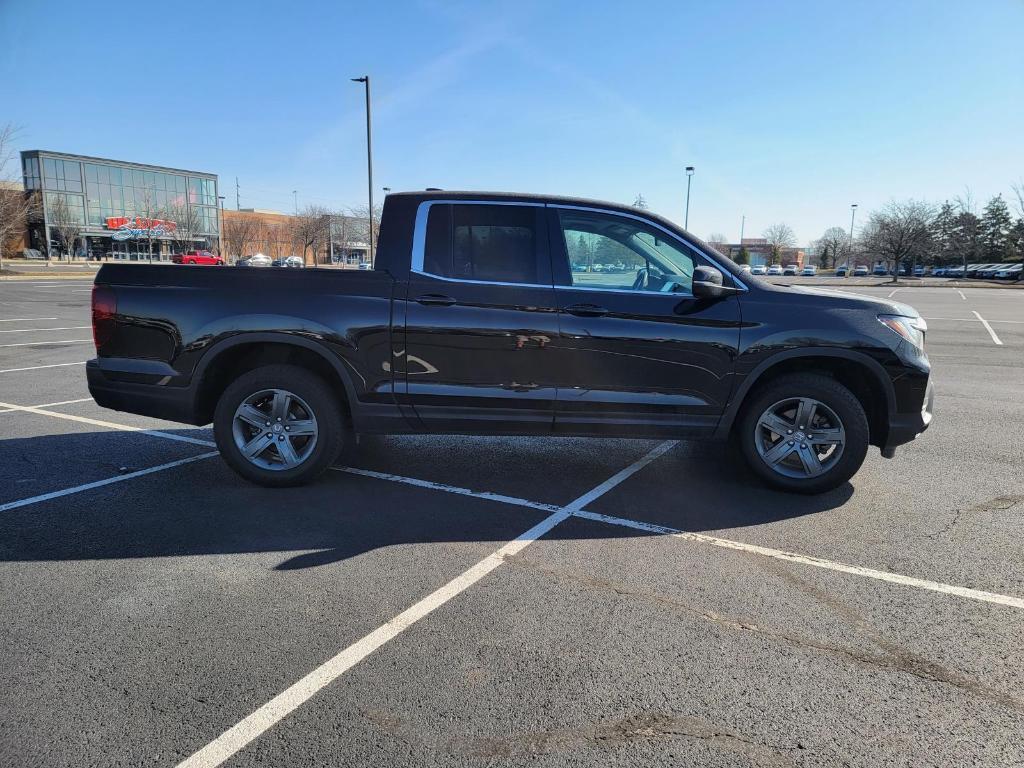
548;206;742;437
400;201;560;434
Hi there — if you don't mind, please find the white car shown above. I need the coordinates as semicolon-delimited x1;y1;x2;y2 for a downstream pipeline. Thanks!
800;265;817;276
766;265;784;276
750;264;767;275
994;264;1022;280
739;264;751;273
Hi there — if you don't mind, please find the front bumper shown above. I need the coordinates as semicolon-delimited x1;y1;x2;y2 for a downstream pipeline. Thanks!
882;376;934;455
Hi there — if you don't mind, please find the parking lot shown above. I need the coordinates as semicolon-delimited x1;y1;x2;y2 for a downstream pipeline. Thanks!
1;277;1022;767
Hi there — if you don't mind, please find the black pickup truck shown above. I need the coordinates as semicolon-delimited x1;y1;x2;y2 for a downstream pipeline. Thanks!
88;191;933;493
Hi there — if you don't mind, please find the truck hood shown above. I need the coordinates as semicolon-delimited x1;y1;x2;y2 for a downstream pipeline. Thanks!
784;284;922;318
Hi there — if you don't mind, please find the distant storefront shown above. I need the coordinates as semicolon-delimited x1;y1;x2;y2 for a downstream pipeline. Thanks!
21;150;220;260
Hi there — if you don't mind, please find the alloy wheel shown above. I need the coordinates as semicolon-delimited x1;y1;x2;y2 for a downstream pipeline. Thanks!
754;396;846;479
231;388;318;471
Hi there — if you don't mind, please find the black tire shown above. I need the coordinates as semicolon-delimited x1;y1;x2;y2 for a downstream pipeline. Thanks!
213;364;346;487
737;373;869;494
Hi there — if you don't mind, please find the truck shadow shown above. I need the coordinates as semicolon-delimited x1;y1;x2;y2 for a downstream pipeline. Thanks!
0;431;853;570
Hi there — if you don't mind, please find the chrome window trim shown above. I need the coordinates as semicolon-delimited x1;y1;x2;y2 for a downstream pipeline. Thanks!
550;203;749;292
411;199;545;276
409;269;552;290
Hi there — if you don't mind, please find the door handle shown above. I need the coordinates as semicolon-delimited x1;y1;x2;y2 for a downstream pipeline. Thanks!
415;294;457;307
563;303;609;317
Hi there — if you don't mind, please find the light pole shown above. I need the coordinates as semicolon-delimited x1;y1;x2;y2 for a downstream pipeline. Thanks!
292;190;298;215
352;75;375;265
218;195;226;261
848;204;857;272
684;166;695;230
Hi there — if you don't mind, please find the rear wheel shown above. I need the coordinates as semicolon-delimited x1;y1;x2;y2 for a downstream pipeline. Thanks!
737;373;869;494
214;364;345;487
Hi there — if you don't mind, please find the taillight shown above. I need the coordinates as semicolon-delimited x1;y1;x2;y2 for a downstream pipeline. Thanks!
92;285;117;352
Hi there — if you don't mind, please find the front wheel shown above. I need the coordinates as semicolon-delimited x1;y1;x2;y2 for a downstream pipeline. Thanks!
737;373;869;494
213;364;345;487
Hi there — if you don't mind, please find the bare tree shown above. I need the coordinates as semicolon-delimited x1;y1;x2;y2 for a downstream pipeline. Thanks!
763;223;796;263
166;201;203;255
815;226;850;269
291;205;331;264
223;214;261;263
632;194;649;210
706;232;729;256
134;186;167;263
1010;180;1024;220
859;200;934;283
348;204;382;263
0;124;37;270
48;194;83;262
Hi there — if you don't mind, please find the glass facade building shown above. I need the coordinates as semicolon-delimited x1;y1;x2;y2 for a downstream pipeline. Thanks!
21;150;220;260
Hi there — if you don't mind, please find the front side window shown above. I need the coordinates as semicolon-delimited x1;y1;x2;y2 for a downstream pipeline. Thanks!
558;209;695;294
424;204;540;285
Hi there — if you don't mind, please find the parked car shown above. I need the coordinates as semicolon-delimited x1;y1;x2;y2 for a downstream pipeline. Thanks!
931;267;945;277
945;265;965;277
853;265;869;277
783;265;798;276
766;264;784;275
172;250;224;266
993;264;1022;280
236;253;273;268
965;263;997;278
750;264;767;275
738;264;751;273
357;262;373;270
977;264;1008;279
835;264;848;277
800;265;817;277
272;256;305;268
872;264;888;276
913;265;926;277
87;191;934;495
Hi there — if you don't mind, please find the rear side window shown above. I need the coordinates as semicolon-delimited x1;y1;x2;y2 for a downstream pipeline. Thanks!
423;204;540;284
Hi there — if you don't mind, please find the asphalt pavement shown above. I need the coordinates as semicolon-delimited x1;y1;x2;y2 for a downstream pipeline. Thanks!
1;276;1022;767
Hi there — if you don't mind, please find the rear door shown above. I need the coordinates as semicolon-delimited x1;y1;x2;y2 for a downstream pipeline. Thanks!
547;205;742;437
400;201;560;433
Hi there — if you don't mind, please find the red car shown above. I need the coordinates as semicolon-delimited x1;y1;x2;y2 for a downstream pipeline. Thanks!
172;250;224;265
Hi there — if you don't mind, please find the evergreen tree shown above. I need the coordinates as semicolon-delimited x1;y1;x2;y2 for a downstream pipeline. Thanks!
950;211;981;270
734;245;750;265
932;201;957;266
980;195;1013;261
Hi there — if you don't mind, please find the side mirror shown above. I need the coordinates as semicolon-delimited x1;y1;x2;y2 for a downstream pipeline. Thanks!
692;265;741;299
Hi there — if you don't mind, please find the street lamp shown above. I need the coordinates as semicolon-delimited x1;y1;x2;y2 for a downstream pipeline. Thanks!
382;186;391;194
292;190;298;215
684;166;695;230
352;75;375;265
217;195;226;260
848;204;858;270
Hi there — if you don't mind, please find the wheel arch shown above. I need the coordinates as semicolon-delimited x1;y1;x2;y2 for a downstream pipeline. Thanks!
190;333;359;428
718;348;895;447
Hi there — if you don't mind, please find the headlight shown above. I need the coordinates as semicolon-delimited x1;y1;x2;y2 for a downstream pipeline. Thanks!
878;314;927;350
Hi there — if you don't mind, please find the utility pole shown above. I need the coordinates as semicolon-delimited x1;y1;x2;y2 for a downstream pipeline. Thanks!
352;75;375;265
292;190;298;215
740;214;745;243
684;166;695;230
218;196;226;259
235;177;240;211
849;204;858;269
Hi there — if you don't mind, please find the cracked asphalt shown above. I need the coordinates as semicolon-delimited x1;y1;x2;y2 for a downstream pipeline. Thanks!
1;277;1022;767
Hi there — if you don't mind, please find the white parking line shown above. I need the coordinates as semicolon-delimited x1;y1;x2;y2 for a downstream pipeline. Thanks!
923;316;1024;324
0;326;91;334
337;465;1024;611
887;288;903;298
0;397;93;414
0;400;215;447
0;452;219;513
0;317;59;322
0;361;86;374
972;311;1003;345
573;511;1024;610
0;339;92;348
176;440;678;768
956;289;966;300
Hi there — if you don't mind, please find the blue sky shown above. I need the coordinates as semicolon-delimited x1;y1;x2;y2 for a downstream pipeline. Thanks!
2;0;1022;244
